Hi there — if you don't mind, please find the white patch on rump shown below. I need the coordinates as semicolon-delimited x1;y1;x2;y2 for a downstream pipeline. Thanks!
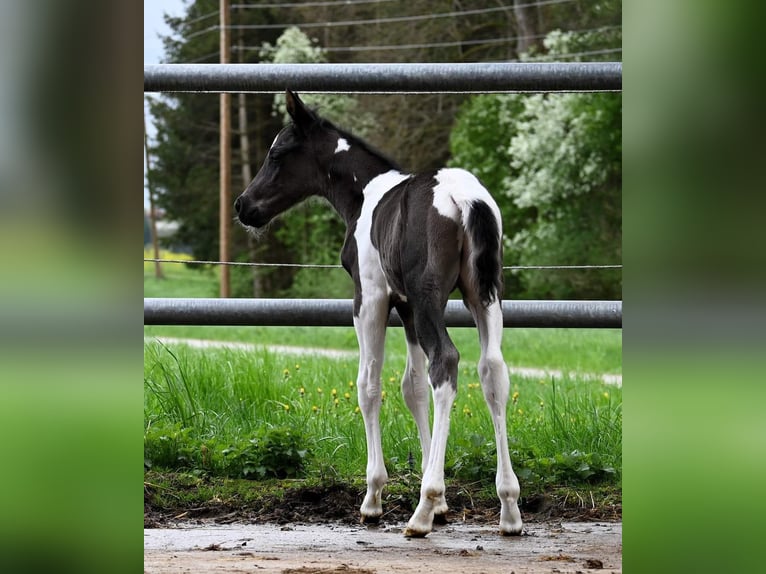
335;137;351;154
431;168;501;228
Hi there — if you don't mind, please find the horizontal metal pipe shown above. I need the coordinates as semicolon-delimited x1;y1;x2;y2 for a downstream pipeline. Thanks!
144;298;621;329
144;62;622;93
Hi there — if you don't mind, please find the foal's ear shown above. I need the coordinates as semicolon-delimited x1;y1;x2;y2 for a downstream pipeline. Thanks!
285;90;316;131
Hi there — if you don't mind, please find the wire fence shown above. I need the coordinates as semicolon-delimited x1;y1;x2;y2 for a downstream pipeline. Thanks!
144;258;621;272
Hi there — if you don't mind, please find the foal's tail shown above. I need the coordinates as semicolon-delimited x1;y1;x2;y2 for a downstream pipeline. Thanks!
464;200;503;307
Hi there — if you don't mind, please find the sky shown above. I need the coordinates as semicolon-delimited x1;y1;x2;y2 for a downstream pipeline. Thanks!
144;0;188;208
144;0;187;65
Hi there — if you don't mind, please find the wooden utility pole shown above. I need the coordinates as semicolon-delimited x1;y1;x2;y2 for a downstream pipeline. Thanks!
219;0;231;297
144;111;163;279
236;16;258;295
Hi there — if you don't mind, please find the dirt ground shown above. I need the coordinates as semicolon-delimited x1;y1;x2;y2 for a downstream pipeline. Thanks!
145;520;621;573
145;483;621;573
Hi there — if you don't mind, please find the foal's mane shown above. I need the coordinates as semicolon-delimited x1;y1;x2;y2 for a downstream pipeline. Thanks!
309;112;403;172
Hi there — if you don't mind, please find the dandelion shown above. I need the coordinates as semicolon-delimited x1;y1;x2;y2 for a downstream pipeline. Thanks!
299;387;305;396
283;368;290;378
381;390;387;401
344;392;351;400
348;381;355;389
331;388;338;397
603;391;610;399
283;403;290;412
316;387;323;394
539;400;544;408
312;405;319;413
388;376;397;383
354;406;360;414
512;391;520;404
334;398;340;407
517;408;524;415
463;406;472;417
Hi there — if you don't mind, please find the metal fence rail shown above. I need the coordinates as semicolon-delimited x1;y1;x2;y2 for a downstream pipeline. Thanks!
143;62;622;93
144;298;622;329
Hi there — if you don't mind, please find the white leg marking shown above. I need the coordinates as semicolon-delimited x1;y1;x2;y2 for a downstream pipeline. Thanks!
405;382;456;537
474;300;522;535
354;299;389;522
400;340;430;472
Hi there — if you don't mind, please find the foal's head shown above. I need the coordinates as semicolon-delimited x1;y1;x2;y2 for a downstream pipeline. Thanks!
235;90;338;229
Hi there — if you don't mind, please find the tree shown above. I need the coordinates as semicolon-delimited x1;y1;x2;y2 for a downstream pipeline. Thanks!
507;90;621;299
149;0;622;298
449;27;622;299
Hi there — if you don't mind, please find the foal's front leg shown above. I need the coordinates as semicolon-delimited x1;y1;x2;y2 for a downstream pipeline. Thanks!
354;298;389;523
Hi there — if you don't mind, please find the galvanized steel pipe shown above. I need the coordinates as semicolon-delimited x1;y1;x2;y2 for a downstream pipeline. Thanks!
143;62;622;93
144;298;621;329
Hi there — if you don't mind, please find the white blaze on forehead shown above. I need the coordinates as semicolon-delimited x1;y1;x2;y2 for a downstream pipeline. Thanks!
335;137;351;154
269;127;290;150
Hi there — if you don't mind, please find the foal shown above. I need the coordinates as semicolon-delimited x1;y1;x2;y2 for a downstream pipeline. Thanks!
235;91;522;537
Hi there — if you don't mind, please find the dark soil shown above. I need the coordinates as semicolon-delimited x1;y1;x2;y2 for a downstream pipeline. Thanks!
144;474;621;529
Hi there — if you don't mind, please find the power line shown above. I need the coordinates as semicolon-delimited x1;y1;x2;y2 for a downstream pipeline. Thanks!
233;0;397;8
525;47;622;61
242;24;622;55
182;10;219;27
231;0;576;30
184;0;577;36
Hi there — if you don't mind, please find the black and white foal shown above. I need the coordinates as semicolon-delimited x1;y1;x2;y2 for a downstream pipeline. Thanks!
235;91;522;537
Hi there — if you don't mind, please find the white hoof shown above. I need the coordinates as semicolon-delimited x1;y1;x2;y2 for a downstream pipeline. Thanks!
499;501;523;536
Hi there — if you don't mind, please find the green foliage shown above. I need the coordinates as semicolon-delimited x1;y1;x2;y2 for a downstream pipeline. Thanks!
449;29;622;300
449;95;523;200
222;426;311;479
506;90;621;299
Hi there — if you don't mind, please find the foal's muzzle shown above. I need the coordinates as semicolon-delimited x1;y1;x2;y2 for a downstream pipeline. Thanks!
234;195;264;228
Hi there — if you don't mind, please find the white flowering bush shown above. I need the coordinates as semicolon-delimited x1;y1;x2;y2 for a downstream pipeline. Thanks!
450;29;622;298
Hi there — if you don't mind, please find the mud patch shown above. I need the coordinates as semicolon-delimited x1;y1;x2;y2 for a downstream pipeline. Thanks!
144;478;621;529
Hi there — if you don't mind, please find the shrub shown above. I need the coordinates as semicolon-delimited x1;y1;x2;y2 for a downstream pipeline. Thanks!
223;425;311;479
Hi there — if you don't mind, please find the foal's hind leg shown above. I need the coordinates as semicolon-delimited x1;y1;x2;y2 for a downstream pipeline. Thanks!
354;296;390;523
470;298;523;535
394;303;432;473
404;304;459;538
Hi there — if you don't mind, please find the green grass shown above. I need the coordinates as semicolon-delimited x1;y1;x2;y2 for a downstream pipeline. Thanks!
145;341;621;488
144;253;622;490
